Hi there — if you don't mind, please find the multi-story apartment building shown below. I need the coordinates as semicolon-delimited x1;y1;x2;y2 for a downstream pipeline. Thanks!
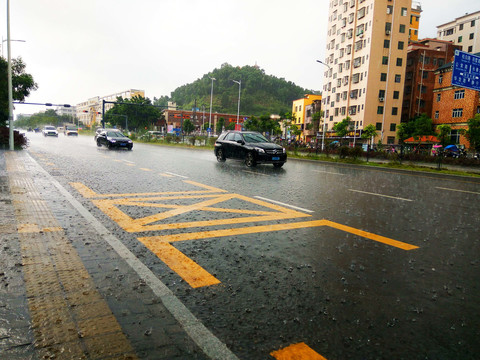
322;0;414;145
431;56;480;148
409;1;422;42
291;94;322;141
437;10;480;54
402;39;460;122
76;89;145;127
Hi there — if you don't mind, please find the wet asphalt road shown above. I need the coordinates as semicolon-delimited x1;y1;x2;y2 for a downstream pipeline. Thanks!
24;132;480;359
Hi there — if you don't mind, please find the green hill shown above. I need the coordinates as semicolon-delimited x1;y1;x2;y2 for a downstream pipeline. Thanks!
154;63;317;116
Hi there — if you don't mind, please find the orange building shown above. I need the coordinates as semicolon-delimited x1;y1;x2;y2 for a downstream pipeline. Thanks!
431;57;480;148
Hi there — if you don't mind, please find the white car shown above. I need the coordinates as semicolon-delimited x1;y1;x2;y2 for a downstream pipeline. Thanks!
43;126;58;137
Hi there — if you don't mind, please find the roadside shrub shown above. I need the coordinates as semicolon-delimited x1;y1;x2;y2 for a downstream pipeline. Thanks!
0;127;28;149
339;146;349;159
189;136;196;146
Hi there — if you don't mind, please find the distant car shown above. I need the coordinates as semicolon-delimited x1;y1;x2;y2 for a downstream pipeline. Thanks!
64;126;78;136
43;126;58;137
96;129;133;150
214;130;287;168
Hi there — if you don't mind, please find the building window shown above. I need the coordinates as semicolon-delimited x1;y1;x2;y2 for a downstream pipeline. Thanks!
376;122;382;130
470;33;475;40
379;90;385;99
450;130;460;144
401;7;407;16
399;24;406;33
434;111;439;119
395;74;401;83
472;20;476;27
396;58;403;66
382;56;389;65
390;123;396;132
377;107;384;115
436;93;441;102
384;40;390;48
387;136;395;144
398;41;404;50
454;90;465;99
458;36;463;43
393;91;399;99
459;24;464;30
392;107;398;115
380;73;387;81
452;108;463;118
468;46;473;52
438;75;443;84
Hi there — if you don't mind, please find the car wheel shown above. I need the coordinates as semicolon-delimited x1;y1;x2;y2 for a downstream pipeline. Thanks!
273;163;284;168
216;148;226;162
107;143;113;150
96;140;102;147
245;152;257;167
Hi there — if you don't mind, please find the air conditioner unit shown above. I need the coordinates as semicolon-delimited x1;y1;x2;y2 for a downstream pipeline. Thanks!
379;97;385;102
387;8;391;14
386;30;391;35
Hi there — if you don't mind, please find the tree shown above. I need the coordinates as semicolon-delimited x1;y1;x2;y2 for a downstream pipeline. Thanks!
0;57;38;126
333;117;351;143
361;124;378;146
182;118;195;134
396;114;435;143
465;113;480;152
437;124;452;147
215;117;225;134
105;95;161;131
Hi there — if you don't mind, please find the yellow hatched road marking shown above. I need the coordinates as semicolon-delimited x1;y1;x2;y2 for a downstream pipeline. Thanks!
72;180;418;288
271;342;327;360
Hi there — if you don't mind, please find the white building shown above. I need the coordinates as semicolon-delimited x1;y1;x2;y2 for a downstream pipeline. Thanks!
437;10;480;54
76;89;145;127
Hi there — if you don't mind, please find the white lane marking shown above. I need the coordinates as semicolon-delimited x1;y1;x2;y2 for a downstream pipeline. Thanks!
165;171;189;179
313;170;345;176
348;189;413;202
435;187;480;195
243;170;271;176
27;153;239;360
254;196;314;213
122;159;135;164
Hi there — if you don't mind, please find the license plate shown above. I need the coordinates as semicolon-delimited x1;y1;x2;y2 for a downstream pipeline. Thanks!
272;157;280;160
120;143;126;146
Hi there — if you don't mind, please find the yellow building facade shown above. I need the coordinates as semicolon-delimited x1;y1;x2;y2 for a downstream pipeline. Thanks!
291;94;322;140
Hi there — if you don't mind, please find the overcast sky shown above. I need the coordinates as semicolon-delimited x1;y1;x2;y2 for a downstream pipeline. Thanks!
2;0;479;115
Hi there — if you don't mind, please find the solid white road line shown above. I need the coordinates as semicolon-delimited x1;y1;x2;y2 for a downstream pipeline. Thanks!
312;170;345;176
254;196;314;213
165;171;189;178
348;189;413;202
435;187;480;195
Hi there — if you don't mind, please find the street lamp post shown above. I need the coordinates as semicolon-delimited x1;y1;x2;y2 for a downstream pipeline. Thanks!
232;80;241;125
7;0;14;150
209;77;215;136
316;60;331;151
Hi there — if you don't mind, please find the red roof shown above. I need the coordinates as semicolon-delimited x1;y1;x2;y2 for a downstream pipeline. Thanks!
404;135;439;143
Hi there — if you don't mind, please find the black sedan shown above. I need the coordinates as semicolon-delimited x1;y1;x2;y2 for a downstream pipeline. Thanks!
214;130;286;168
96;130;133;150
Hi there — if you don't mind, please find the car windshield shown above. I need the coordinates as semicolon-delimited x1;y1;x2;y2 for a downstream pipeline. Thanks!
107;131;126;137
45;126;55;130
243;133;269;143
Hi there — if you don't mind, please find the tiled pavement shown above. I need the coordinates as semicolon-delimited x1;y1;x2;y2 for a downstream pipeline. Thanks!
0;150;211;360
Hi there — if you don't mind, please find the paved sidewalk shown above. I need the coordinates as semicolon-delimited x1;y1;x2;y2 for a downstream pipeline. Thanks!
0;150;212;360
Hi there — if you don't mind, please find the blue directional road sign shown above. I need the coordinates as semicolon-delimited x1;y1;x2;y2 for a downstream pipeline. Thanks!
452;50;480;91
